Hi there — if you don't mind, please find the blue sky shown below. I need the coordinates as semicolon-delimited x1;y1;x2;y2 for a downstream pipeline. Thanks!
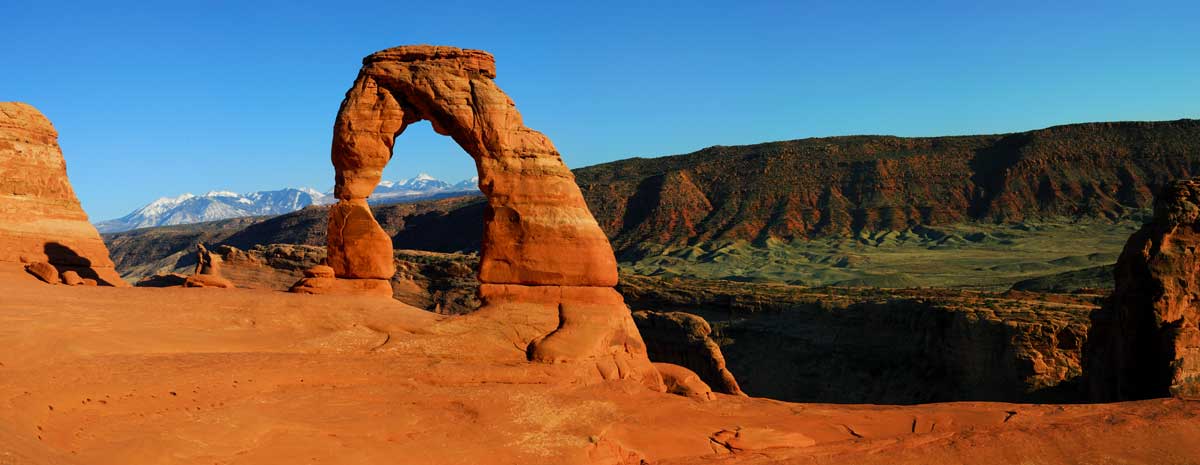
3;1;1198;219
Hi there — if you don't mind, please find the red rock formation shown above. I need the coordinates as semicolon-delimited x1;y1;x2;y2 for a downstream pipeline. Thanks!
654;362;717;401
184;243;235;289
319;45;660;389
0;102;126;286
23;261;58;284
1086;178;1200;400
633;310;745;396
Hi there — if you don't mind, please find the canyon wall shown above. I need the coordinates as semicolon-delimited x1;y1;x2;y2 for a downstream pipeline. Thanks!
576;120;1200;256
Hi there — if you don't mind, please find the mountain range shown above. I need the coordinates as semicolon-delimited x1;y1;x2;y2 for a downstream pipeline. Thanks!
95;174;478;233
103;119;1200;286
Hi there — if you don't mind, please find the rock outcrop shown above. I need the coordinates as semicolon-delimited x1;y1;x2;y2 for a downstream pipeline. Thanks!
316;45;660;389
634;310;744;395
183;243;235;288
654;362;717;401
0;102;126;286
327;45;615;287
23;261;58;284
1085;178;1200;400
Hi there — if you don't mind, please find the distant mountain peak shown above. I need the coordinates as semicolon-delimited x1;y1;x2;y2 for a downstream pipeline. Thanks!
96;175;480;233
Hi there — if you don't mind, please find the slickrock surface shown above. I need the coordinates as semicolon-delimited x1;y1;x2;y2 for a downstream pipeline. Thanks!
1;267;1198;464
322;45;660;389
0;102;125;286
1086;178;1200;400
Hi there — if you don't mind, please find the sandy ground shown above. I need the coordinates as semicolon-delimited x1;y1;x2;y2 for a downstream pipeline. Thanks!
1;265;1197;465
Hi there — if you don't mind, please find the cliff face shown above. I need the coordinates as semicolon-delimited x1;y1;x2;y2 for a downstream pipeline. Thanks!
619;276;1093;403
0;102;126;285
1085;179;1200;400
576;120;1200;255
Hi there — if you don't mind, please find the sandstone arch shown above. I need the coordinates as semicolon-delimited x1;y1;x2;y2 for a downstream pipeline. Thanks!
327;45;616;286
324;45;660;388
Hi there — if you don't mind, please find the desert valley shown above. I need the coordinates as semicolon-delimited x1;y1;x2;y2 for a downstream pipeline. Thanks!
2;12;1200;465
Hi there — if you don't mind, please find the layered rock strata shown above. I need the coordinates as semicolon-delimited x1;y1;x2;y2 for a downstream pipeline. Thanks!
0;102;126;286
1086;178;1200;400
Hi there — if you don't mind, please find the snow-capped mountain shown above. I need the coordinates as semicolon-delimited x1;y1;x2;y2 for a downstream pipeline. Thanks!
369;173;478;204
95;188;332;233
95;174;479;233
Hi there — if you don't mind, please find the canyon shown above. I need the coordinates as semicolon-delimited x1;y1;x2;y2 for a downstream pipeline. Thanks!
4;43;1200;465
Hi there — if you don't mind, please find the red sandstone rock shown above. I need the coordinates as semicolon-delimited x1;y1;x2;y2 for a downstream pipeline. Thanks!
61;270;84;286
477;284;663;390
303;265;336;278
709;427;816;454
326;200;395;279
1086;178;1200;400
634;310;745;396
0;102;127;286
184;244;235;289
289;276;392;297
23;262;58;284
328;45;616;287
654;362;716;401
324;46;659;389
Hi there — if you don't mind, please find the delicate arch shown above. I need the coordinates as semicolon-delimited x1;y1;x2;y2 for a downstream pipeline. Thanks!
327;45;617;287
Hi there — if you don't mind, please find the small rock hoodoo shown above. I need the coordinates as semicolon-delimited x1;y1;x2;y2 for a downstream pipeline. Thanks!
0;102;126;286
315;45;661;388
1085;178;1200;400
184;243;236;289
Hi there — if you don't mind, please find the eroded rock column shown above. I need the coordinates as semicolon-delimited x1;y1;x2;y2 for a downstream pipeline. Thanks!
1085;178;1200;400
315;45;660;389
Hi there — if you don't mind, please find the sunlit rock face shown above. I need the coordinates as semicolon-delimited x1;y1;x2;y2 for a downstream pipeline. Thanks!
0;102;126;286
313;45;661;389
1086;178;1200;400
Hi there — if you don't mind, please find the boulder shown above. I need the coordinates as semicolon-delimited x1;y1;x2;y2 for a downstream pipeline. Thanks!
654;363;716;401
0;102;127;286
24;261;58;284
303;265;336;278
60;270;84;286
